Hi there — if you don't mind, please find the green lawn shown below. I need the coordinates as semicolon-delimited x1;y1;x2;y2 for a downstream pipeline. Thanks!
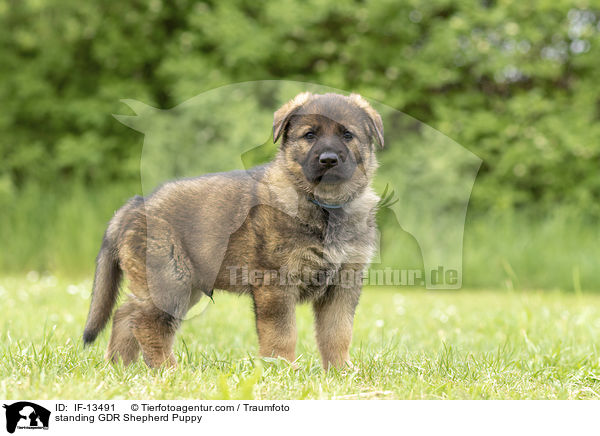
1;275;599;399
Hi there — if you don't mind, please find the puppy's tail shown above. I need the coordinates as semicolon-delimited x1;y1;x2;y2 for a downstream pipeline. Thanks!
83;228;122;346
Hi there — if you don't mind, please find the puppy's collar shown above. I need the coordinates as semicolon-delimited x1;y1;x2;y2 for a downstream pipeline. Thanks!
308;197;345;209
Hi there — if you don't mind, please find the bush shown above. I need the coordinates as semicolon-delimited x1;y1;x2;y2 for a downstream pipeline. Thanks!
1;0;599;214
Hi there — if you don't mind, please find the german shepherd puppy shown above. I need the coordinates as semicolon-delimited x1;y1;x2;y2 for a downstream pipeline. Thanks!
83;92;384;369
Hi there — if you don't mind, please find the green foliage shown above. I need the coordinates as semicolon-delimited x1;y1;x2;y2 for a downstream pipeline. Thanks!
1;0;599;211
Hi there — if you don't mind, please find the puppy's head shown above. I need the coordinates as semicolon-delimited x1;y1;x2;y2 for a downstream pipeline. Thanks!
273;92;384;204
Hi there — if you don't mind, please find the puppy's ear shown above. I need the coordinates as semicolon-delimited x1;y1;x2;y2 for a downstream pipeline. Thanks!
349;93;384;148
273;92;312;144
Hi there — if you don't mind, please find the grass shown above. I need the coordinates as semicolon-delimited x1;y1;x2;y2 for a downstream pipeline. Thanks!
2;274;600;399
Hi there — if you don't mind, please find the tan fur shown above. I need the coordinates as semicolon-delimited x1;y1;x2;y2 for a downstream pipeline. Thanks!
348;93;384;148
253;286;297;362
313;278;359;369
105;299;140;365
273;91;313;142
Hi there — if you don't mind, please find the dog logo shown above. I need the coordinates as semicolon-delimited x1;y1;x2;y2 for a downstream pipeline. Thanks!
2;402;50;433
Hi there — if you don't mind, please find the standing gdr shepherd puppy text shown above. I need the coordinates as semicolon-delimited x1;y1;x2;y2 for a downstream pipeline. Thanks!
83;92;384;369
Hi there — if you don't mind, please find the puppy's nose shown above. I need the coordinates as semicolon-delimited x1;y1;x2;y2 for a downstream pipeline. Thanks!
319;152;339;168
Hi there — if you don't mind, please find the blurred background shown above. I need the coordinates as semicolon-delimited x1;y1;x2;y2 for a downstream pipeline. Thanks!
0;0;598;291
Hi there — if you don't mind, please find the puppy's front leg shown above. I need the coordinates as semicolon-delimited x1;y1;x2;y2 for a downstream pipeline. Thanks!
313;272;361;370
252;286;297;363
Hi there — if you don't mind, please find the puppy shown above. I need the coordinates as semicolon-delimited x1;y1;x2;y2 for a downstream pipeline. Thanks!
83;92;384;369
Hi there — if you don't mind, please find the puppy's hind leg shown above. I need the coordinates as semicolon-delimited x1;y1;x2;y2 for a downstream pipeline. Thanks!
125;215;192;368
105;299;141;366
131;303;180;368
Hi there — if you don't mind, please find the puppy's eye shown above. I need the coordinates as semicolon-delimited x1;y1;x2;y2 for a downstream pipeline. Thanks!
343;131;354;141
304;131;316;140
